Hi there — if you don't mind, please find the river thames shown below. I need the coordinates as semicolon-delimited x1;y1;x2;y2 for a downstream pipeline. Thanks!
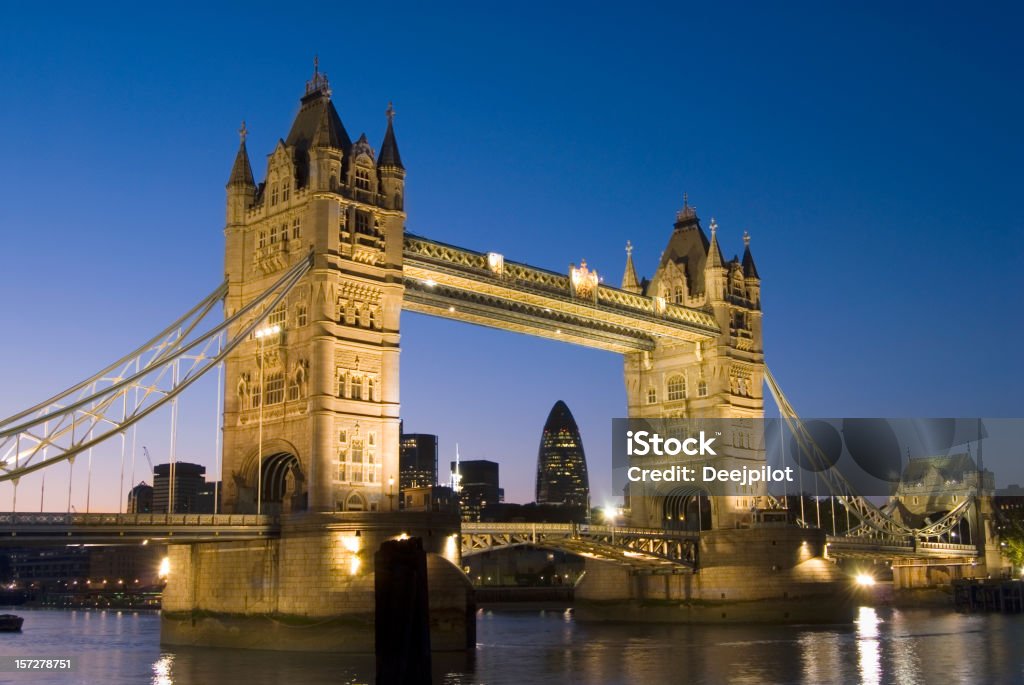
1;606;1022;684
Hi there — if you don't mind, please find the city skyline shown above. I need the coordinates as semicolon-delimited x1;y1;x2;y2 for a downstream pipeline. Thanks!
1;4;1021;512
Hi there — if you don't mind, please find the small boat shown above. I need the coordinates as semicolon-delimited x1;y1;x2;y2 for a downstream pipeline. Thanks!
0;614;23;632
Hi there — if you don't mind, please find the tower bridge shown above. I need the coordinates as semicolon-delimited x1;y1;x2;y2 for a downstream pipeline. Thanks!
0;64;1006;648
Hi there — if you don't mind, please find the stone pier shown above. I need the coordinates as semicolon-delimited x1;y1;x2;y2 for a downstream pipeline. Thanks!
161;512;474;652
575;526;853;623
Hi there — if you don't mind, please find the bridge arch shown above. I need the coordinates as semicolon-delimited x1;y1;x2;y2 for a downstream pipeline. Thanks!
661;485;712;532
237;439;307;513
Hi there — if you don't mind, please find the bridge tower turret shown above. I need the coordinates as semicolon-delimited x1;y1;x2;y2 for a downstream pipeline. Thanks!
220;63;405;514
623;199;765;530
226;123;255;227
377;102;405;213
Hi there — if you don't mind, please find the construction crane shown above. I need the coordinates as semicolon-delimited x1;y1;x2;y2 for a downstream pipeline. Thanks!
142;446;153;475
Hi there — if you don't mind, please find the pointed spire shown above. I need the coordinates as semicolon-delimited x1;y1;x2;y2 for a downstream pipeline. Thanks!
311;100;343;149
705;218;724;269
226;121;254;188
378;102;404;170
621;240;641;293
742;230;760;279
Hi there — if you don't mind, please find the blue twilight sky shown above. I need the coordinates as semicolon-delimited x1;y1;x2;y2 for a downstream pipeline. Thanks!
0;2;1021;512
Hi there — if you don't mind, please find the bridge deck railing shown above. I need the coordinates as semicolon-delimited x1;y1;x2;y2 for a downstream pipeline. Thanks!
0;513;279;527
461;522;700;540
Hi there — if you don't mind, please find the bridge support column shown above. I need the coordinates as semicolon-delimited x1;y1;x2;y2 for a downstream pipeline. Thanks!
161;512;473;652
891;558;988;590
575;527;853;623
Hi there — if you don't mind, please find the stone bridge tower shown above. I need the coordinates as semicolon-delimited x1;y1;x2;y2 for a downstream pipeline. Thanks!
622;200;765;529
221;65;406;514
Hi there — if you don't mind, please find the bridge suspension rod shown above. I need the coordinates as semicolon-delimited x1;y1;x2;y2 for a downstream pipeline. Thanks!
764;367;971;540
0;282;228;430
0;254;313;483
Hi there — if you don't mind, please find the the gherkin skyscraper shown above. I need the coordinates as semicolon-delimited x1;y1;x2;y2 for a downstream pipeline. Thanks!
535;400;590;509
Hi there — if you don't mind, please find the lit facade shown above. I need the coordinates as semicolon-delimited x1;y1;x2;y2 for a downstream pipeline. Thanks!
622;201;766;529
221;64;405;514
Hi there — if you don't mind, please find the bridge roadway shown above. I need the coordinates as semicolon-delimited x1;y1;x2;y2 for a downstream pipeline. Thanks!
401;234;720;354
0;515;980;564
0;512;279;544
462;522;700;573
462;523;980;568
825;534;979;560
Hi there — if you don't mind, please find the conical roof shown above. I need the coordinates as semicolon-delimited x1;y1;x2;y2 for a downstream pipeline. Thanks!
378;103;404;170
226;139;254;188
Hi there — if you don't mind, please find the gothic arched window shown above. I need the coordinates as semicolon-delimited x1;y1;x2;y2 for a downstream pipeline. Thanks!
667;375;686;401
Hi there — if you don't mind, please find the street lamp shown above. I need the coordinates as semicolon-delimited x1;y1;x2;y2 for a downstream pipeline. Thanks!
254;324;281;515
604;505;618;544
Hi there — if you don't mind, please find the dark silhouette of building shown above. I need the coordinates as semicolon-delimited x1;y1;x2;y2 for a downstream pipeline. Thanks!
153;462;208;514
400;432;438;506
482;502;587;524
127;481;154;513
451;459;502;522
195;481;222;514
535;400;590;510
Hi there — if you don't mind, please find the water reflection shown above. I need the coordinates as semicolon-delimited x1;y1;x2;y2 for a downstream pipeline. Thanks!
5;606;1024;684
152;654;174;685
799;630;840;683
856;606;882;685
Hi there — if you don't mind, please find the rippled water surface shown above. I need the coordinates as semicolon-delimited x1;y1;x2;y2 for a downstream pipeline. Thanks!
1;606;1022;684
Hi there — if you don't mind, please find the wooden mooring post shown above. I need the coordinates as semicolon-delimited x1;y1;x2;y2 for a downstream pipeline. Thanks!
953;579;1024;613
